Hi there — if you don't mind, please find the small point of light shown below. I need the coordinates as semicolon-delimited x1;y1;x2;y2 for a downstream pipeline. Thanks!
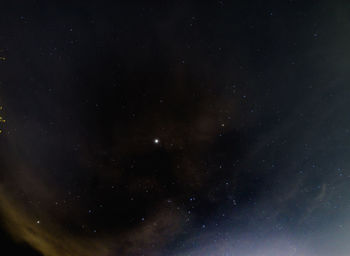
36;220;40;224
154;138;159;144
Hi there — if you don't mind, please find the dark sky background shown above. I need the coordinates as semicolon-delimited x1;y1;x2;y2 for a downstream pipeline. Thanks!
1;1;350;255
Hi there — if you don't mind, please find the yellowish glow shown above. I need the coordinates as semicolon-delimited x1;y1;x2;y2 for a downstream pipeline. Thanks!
0;187;109;256
0;106;5;133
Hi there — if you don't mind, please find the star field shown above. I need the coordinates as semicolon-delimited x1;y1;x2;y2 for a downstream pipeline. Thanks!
1;1;350;256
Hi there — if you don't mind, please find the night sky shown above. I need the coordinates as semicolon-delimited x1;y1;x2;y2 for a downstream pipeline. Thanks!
1;1;350;255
